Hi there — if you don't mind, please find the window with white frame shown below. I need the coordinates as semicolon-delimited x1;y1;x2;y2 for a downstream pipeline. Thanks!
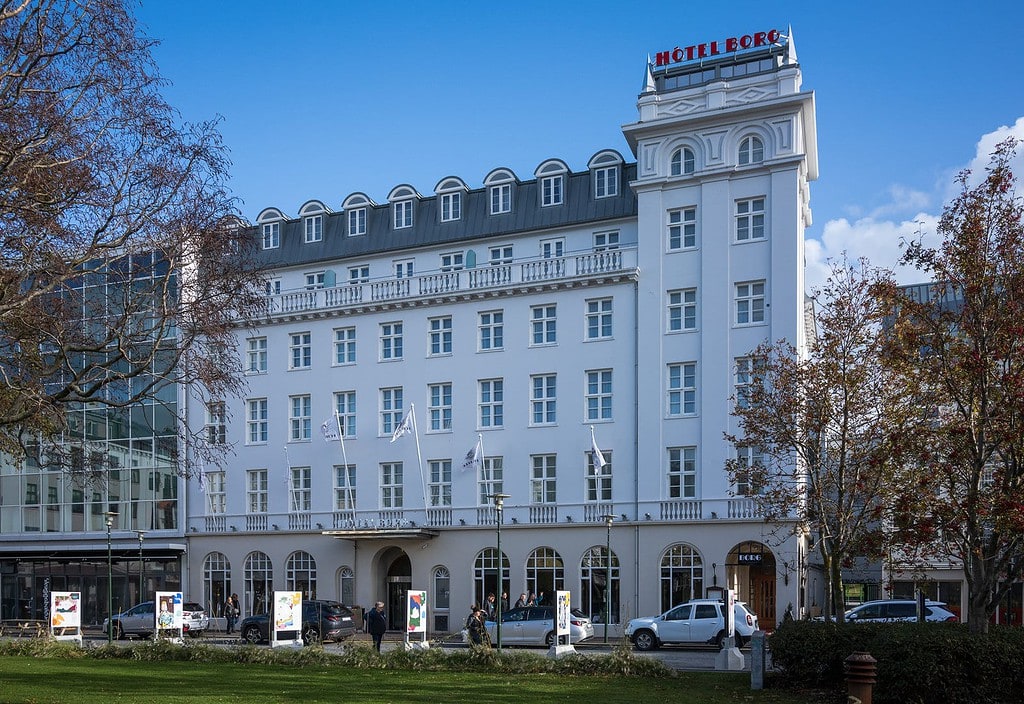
207;471;226;514
334;327;356;365
541;238;564;259
261;222;280;249
348;207;366;236
531;304;556;345
668;447;696;499
478;456;503;504
734;445;763;495
668;362;697;416
586;369;613;421
479;311;503;351
340;566;355;606
289;394;312;441
531;455;557;504
290;332;312;369
304;215;322;243
490;183;511;214
205;401;226;445
736;281;766;325
289;466;311;512
594;165;618;198
304;271;325;289
334;390;356;437
738;135;764;165
668;207;697;250
541;175;563;206
348;265;369;283
394;260;413;278
441;192;461;222
433;566;450;616
247;469;268;513
429;317;453;355
429;383;452;431
381;462;403;508
479;378;503;428
586;450;612;501
530;374;556;425
247;398;268;444
265;278;281;296
379;387;404;436
393;200;413;229
594;230;619;251
380;322;403;360
668;289;697;332
735;197;766;241
670;146;696;176
586;298;613;340
429;459;452;507
489;245;513;265
334;464;356;510
247;337;267;374
440;252;464;272
735;356;764;409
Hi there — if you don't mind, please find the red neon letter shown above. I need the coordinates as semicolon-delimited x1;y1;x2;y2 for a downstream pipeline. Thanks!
726;37;738;52
754;31;767;46
767;29;781;44
740;35;753;49
671;47;685;63
655;51;671;66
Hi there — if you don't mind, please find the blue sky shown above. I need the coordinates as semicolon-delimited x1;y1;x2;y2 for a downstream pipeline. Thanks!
136;1;1024;290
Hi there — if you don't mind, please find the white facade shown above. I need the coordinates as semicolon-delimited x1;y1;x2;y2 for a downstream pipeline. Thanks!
185;31;817;634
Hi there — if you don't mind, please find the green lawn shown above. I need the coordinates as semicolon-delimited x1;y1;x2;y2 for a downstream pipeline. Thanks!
0;656;826;703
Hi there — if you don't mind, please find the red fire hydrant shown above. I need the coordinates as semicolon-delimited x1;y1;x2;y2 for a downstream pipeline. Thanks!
844;651;877;704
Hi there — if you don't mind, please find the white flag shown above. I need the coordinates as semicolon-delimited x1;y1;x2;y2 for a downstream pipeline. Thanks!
390;407;414;443
590;426;607;469
461;438;482;473
321;417;340;442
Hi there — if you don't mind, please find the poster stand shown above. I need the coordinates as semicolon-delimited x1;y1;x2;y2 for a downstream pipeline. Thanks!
271;591;303;648
49;592;83;646
404;589;429;650
547;590;576;658
155;591;184;644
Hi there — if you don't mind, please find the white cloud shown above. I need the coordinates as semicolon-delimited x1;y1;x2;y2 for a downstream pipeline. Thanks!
806;117;1024;293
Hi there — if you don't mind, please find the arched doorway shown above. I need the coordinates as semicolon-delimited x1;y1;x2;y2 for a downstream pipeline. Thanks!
726;541;776;630
385;553;411;631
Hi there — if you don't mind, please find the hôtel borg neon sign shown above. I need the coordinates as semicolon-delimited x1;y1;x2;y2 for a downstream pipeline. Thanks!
654;29;782;67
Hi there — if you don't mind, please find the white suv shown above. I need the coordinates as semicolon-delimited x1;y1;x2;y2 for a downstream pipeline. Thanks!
625;599;759;650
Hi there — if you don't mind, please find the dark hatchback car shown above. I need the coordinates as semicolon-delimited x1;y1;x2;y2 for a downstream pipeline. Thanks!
239;600;356;645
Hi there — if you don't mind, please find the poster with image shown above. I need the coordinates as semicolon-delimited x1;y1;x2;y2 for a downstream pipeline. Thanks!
155;591;183;634
406;590;426;633
556;590;571;638
50;592;81;631
274;591;302;634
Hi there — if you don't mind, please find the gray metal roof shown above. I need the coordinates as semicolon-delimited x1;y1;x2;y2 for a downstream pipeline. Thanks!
253;163;638;268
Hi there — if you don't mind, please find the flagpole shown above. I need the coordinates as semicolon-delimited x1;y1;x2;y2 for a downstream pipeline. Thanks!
284;446;295;513
477;433;486;495
335;411;354;518
409;404;428;514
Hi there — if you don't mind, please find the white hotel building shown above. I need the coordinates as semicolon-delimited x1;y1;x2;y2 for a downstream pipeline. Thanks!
185;30;817;634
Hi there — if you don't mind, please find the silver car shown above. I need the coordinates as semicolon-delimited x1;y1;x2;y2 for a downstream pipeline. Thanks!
485;606;594;646
844;599;958;623
182;602;209;637
103;601;156;639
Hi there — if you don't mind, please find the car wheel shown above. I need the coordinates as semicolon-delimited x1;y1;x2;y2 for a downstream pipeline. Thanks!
242;625;262;644
112;622;124;640
187;629;202;638
632;629;657;651
302;625;320;646
714;630;726;648
544;631;555;647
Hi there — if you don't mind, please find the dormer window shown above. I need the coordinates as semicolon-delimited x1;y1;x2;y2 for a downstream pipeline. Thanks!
342;193;373;236
304;215;322;243
671;147;696;176
536;160;569;208
348;208;366;236
394;201;412;229
588;150;624;200
739;136;765;165
261;222;279;249
441;193;461;222
484;168;517;215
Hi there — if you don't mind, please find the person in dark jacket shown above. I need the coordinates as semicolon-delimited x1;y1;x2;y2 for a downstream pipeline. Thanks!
366;601;387;652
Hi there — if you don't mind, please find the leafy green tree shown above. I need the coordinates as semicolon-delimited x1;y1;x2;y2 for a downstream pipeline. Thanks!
879;138;1024;634
727;258;924;622
0;0;264;472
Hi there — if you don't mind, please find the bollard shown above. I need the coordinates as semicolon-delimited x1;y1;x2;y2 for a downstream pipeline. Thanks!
750;630;766;690
844;651;877;704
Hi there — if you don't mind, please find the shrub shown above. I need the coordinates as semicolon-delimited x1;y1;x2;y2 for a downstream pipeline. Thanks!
769;620;1024;704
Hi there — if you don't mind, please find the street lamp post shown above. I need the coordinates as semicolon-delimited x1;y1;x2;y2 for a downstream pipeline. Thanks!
135;530;147;603
490;493;510;652
601;514;615;643
104;511;118;644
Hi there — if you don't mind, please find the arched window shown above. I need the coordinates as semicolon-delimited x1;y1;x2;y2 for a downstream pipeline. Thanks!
337;566;354;606
473;548;509;607
660;544;704;612
433;566;451;632
525;547;564;604
203;552;231;617
670;147;695;176
581;546;619;624
244;551;273;615
286;551;317;599
738;136;764;165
